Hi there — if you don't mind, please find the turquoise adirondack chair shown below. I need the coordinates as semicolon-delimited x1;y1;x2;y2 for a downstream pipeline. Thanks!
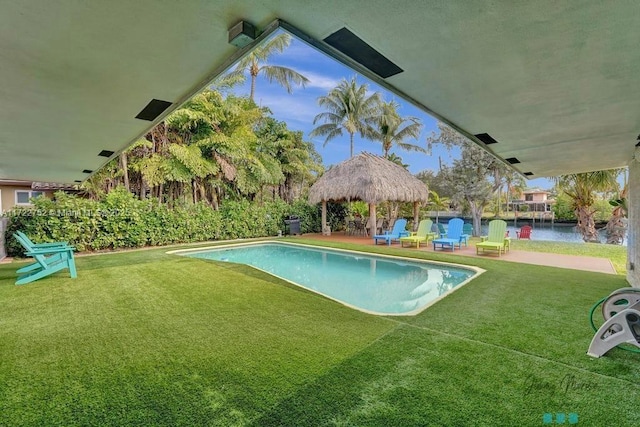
373;218;408;245
436;222;446;237
460;222;473;246
432;218;464;251
476;220;508;256
399;219;437;248
16;231;68;248
13;233;77;285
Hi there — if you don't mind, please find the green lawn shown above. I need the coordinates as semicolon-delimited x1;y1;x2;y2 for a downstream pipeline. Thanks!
1;239;638;426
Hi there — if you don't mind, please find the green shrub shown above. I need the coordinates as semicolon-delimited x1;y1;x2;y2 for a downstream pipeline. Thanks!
3;188;328;256
289;201;348;233
553;193;575;220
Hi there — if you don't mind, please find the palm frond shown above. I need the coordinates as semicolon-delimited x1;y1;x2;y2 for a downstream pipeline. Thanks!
260;65;310;94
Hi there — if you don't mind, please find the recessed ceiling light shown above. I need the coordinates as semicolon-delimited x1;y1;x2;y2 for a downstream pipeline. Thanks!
98;150;115;157
523;172;534;176
324;28;403;78
505;157;520;164
82;169;93;174
135;99;172;121
474;133;499;145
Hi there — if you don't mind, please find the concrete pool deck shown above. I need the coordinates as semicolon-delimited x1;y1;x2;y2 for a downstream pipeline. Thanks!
303;232;618;275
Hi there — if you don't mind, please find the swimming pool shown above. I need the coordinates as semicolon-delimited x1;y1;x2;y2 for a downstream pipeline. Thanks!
174;242;483;316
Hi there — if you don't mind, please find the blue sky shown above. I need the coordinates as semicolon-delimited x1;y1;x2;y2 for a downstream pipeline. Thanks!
230;34;553;189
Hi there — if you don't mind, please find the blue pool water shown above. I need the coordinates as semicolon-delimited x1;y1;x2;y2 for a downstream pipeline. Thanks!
181;243;480;315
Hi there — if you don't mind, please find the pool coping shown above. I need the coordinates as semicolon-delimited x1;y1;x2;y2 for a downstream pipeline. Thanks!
168;240;485;317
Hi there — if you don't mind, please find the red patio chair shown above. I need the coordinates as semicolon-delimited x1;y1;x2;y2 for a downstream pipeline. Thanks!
516;225;532;239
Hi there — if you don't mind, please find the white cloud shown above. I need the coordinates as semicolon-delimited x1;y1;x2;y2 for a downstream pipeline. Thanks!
296;70;341;91
254;93;321;124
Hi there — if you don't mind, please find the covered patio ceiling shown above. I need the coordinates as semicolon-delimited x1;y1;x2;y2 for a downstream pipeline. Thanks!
1;2;638;183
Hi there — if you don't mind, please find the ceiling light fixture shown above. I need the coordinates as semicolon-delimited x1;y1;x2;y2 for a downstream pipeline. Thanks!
474;133;499;145
228;21;256;48
323;28;403;78
135;99;173;121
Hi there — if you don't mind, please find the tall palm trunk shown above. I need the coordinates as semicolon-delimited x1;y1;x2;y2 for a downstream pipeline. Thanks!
575;206;600;242
119;153;129;192
349;132;354;157
249;62;259;101
605;207;626;244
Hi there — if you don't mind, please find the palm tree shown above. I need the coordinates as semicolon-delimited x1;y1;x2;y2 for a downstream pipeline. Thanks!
428;190;450;225
370;100;424;158
256;118;323;202
230;33;309;101
554;169;621;242
310;76;381;157
606;180;627;245
386;153;408;168
504;172;526;213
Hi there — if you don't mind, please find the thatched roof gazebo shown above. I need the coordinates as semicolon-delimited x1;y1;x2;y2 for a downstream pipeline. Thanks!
309;152;430;235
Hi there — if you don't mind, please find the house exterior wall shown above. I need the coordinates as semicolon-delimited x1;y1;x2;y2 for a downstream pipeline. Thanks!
627;148;640;288
516;192;549;202
520;192;548;202
0;185;53;213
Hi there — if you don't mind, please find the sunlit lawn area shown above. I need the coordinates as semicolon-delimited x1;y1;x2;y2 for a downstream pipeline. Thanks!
1;239;638;426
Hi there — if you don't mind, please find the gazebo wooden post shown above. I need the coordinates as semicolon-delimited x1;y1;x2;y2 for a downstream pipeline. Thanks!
413;201;420;231
321;200;328;235
369;203;377;237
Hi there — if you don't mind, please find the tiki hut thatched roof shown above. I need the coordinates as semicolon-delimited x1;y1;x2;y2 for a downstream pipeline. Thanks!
308;152;429;205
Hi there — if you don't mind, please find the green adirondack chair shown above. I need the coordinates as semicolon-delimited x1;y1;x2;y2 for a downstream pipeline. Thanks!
13;233;77;285
476;220;508;256
399;219;437;248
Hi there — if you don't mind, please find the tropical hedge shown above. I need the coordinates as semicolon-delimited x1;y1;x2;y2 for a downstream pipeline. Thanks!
4;188;347;256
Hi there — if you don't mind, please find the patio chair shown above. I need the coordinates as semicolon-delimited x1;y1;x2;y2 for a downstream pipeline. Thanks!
436;222;446;237
13;233;77;285
459;222;473;246
476;220;508;256
516;225;532;239
373;218;408;245
368;218;385;236
352;218;366;236
432;218;464;251
385;218;396;233
399;219;437;248
16;231;68;248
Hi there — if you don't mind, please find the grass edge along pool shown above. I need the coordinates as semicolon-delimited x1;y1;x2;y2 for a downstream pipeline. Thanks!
171;242;484;316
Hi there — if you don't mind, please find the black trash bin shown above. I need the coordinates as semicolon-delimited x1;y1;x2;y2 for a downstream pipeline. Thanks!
283;215;301;235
